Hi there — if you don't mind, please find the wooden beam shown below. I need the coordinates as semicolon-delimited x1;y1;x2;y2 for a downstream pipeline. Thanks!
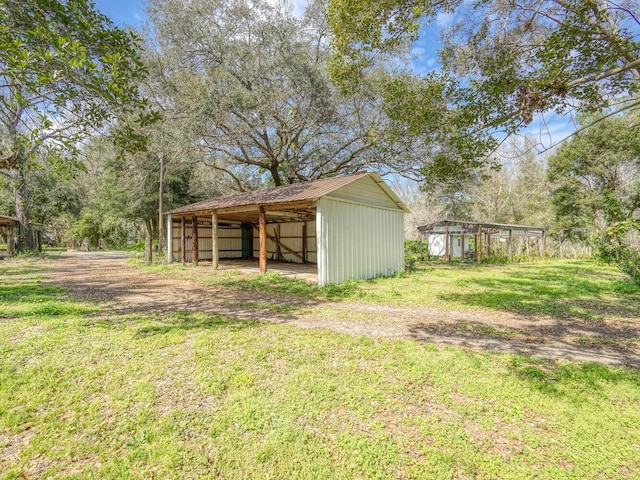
444;226;449;261
276;224;282;261
167;215;173;264
476;226;482;264
180;217;186;263
6;223;14;257
170;201;316;223
508;229;514;262
218;200;315;217
211;210;219;269
259;206;267;273
486;232;491;257
192;216;199;266
541;230;547;258
253;224;305;263
302;222;307;263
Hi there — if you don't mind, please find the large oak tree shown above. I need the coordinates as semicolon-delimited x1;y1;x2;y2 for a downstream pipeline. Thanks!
145;0;398;189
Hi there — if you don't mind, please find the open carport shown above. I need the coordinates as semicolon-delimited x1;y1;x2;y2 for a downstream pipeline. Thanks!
166;172;409;285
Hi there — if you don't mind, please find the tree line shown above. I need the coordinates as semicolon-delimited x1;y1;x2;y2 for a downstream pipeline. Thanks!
0;0;638;281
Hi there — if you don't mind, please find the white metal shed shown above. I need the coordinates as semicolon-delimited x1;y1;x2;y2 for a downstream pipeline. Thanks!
165;172;409;285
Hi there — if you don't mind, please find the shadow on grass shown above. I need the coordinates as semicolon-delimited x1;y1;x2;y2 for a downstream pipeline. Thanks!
0;282;96;318
437;263;640;320
135;311;262;338
508;355;640;397
211;271;360;300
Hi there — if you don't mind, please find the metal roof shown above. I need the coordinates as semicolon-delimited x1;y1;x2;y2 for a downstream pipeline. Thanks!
418;219;546;235
167;172;409;217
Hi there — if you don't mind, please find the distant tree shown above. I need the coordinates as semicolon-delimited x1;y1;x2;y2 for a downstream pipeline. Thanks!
328;0;640;183
548;113;640;262
94;140;198;264
0;0;151;250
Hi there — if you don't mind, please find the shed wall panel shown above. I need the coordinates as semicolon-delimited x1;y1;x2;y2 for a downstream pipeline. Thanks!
427;234;471;257
171;222;243;262
327;176;399;210
316;197;404;285
251;221;316;264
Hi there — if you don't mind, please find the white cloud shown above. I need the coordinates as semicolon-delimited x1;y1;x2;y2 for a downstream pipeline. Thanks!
435;12;454;27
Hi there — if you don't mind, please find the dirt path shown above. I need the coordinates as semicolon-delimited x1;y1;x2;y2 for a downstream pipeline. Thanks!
46;252;640;368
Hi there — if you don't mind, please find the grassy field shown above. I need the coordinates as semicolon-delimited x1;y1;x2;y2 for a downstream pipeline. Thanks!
141;258;640;321
1;259;640;479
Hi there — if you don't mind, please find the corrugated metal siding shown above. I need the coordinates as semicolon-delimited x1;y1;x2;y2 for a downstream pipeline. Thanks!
170;223;243;262
219;226;242;259
251;221;316;263
171;220;316;263
316;197;404;285
326;176;399;210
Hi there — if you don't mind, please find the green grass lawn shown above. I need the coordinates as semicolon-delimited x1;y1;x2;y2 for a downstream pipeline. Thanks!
142;258;640;321
2;259;640;478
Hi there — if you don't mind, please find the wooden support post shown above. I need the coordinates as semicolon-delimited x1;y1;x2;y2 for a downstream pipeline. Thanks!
508;229;513;262
211;210;219;270
192;216;199;266
461;234;465;259
6;223;14;257
253;225;305;263
419;234;423;261
526;237;531;257
541;230;547;258
444;226;449;261
180;217;186;264
476;226;482;264
486;232;491;257
276;224;282;261
450;234;454;260
302;222;307;263
259;206;267;273
167;214;173;264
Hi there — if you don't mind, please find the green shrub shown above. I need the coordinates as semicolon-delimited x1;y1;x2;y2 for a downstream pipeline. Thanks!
620;248;640;286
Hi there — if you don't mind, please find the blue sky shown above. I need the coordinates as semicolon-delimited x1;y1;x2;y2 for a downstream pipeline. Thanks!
94;0;145;28
93;0;573;154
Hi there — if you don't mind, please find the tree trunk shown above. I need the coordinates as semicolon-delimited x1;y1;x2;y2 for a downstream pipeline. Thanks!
144;220;153;265
158;155;165;253
9;167;35;251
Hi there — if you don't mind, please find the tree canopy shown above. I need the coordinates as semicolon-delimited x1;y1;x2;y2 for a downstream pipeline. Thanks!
548;112;640;261
0;0;151;249
145;0;396;189
328;0;640;145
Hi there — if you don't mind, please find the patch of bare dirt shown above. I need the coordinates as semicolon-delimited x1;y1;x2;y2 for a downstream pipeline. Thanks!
44;252;640;368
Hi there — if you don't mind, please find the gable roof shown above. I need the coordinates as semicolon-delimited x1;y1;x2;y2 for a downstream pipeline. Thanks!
418;219;546;235
167;172;409;218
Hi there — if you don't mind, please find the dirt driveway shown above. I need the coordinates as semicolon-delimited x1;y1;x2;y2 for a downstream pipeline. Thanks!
46;251;640;368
